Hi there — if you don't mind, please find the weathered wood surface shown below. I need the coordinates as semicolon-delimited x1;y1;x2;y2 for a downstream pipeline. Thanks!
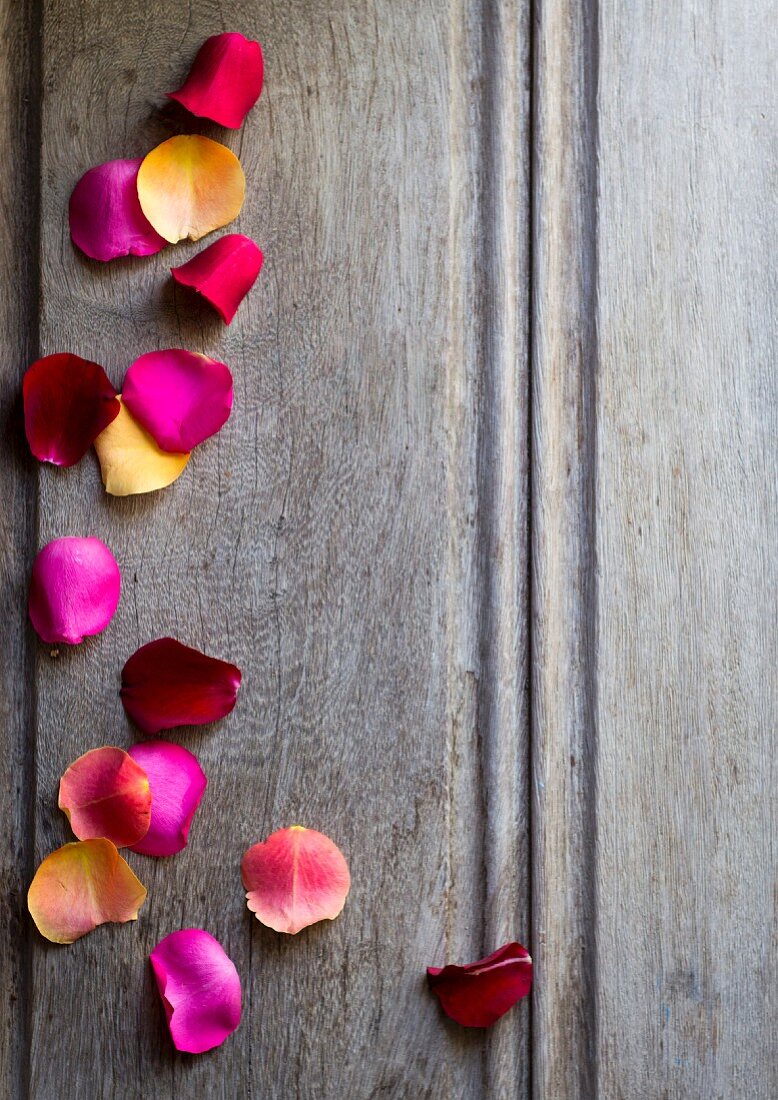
533;1;777;1098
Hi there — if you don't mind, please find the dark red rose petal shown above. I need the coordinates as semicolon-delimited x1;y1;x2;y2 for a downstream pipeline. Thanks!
171;234;263;324
23;354;120;467
121;637;242;734
427;942;532;1027
168;32;264;129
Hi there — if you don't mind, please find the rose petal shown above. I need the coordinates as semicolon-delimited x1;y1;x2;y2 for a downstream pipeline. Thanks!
23;353;120;467
93;397;190;496
121;350;233;452
58;746;151;847
28;838;147;944
427;942;533;1027
171;234;263;324
150;929;241;1053
137;135;245;244
241;826;351;934
168;32;264;129
69;158;166;262
28;536;121;645
121;637;242;734
128;741;207;857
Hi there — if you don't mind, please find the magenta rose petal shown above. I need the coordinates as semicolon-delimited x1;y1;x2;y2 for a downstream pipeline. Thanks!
121;349;233;453
150;929;241;1053
69;158;166;262
427;942;533;1027
171;234;263;324
128;741;207;857
28;537;121;645
121;637;242;734
168;33;264;129
23;353;120;467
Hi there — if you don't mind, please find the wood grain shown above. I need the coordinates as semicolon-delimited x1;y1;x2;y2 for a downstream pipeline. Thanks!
24;1;531;1097
533;0;777;1096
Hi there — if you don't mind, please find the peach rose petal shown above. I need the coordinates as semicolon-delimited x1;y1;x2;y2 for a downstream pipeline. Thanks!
150;929;242;1053
241;826;351;934
28;536;121;645
128;741;207;857
28;838;147;944
122;349;233;452
168;32;264;129
171;234;263;324
93;397;190;496
59;746;151;847
137;135;245;244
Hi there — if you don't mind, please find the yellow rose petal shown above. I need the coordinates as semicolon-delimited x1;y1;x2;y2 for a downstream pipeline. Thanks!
94;397;190;496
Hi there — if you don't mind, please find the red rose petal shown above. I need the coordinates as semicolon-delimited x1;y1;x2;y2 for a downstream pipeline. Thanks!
23;353;120;467
69;158;166;262
427;942;533;1027
168;33;264;129
58;746;151;847
121;637;242;734
28;537;121;645
241;826;351;934
171;234;263;324
128;741;207;857
150;929;242;1053
121;349;233;453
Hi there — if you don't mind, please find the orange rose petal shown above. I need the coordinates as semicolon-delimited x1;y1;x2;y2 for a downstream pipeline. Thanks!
93;397;190;496
28;838;147;944
241;826;351;934
137;135;245;244
59;746;151;847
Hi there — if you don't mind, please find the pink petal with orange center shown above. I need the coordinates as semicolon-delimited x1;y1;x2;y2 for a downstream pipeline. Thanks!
121;349;233;453
241;826;351;934
23;353;120;467
168;33;264;129
69;158;166;262
28;536;121;645
128;741;207;857
28;838;147;944
58;746;151;847
150;929;242;1053
427;942;533;1027
121;637;242;734
171;234;263;324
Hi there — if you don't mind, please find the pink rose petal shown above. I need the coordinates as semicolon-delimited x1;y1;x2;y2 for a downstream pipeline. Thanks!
150;929;242;1053
23;353;120;467
121;349;233;453
168;33;264;129
28;537;121;645
171;234;263;324
69;158;166;262
128;741;207;857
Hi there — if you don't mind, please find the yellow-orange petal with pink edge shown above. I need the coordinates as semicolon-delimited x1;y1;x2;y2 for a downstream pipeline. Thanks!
28;838;147;944
241;825;351;934
59;746;151;847
93;397;190;496
136;135;245;244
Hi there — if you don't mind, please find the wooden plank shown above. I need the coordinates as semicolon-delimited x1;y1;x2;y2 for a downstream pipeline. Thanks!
28;1;530;1096
533;0;777;1095
0;1;40;1096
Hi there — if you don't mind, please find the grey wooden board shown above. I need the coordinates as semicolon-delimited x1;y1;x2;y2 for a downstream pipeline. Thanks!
533;1;777;1098
17;0;531;1097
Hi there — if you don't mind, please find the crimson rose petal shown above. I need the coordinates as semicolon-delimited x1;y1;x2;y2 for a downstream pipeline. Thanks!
121;637;242;734
150;929;241;1053
171;234;263;324
69;158;166;262
29;537;121;645
121;349;233;453
128;741;207;857
23;353;120;467
427;942;533;1027
168;33;264;129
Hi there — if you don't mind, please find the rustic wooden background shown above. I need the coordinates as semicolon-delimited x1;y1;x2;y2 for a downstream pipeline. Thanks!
0;0;774;1097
